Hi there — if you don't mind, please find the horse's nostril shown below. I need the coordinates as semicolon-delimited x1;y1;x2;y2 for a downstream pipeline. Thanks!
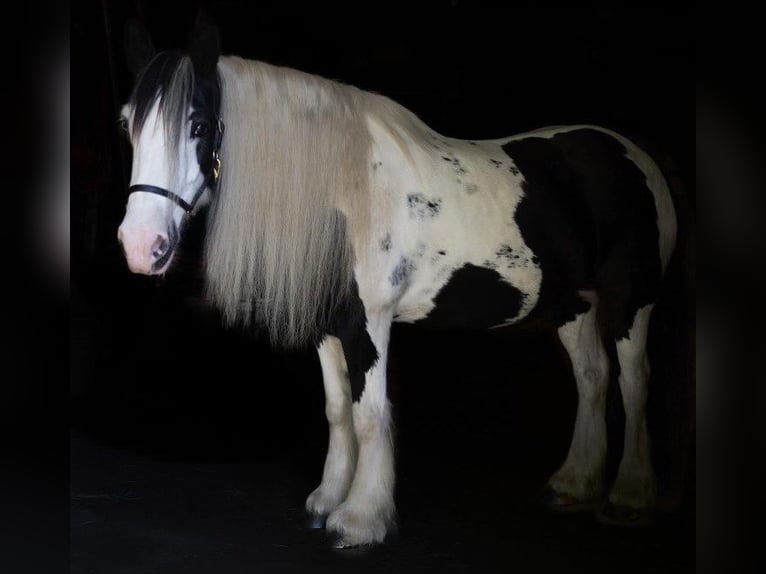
151;235;169;260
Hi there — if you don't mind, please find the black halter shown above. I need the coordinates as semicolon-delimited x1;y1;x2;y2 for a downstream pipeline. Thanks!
128;117;225;217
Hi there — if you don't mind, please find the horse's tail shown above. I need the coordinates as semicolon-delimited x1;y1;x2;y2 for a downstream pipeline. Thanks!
641;140;696;516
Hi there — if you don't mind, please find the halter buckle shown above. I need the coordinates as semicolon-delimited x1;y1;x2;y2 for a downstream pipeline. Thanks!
213;152;222;182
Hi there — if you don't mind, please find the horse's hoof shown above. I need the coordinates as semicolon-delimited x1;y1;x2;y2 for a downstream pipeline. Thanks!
331;536;353;549
596;502;653;527
305;513;327;530
540;485;598;513
330;536;374;555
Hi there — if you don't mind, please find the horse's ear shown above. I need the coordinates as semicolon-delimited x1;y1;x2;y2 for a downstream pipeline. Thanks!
124;18;156;78
189;13;220;76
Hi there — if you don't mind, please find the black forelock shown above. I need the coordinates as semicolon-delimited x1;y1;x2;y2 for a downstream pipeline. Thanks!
129;50;187;136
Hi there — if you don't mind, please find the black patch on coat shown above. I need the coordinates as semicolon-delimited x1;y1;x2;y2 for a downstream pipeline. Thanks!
490;158;503;168
502;128;664;337
493;244;526;270
380;233;392;252
442;154;464;170
407;193;443;219
417;264;524;329
326;280;379;403
390;257;414;286
496;244;514;260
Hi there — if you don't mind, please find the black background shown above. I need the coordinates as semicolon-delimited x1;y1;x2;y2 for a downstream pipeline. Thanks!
69;2;693;573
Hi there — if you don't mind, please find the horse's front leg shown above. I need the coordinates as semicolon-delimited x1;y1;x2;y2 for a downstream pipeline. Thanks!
306;336;357;523
326;308;396;547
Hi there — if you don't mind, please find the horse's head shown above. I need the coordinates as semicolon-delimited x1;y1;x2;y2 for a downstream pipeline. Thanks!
117;18;222;275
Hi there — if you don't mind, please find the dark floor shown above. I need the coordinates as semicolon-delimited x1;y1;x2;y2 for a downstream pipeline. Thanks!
70;432;693;574
70;283;694;573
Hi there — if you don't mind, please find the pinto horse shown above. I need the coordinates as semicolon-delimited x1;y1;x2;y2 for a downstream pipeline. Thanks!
116;21;677;547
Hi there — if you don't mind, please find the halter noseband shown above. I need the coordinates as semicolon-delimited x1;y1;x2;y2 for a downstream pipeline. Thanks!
128;117;225;217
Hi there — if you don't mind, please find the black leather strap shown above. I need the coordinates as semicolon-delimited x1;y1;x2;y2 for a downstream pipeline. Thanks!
128;184;195;213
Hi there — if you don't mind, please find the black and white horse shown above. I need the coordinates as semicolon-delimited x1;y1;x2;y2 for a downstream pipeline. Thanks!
117;21;677;547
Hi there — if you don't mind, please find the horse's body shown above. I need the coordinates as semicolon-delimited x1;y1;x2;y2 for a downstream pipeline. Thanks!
355;121;674;332
117;23;677;548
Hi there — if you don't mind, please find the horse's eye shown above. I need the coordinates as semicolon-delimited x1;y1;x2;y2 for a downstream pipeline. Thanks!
118;117;129;134
192;121;209;138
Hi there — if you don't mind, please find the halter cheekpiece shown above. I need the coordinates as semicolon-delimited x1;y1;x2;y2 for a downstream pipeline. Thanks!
128;117;225;217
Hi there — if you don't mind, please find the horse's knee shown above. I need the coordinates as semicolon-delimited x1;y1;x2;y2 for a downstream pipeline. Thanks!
325;397;351;426
352;401;392;444
572;360;609;407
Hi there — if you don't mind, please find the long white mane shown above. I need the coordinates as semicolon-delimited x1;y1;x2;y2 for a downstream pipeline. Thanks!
205;56;378;347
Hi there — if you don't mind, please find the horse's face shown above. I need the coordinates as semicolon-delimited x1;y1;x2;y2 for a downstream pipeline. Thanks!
117;91;217;274
117;21;221;275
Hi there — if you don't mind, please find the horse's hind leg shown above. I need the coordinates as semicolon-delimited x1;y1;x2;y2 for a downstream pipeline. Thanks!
306;336;357;523
547;291;609;510
600;303;657;524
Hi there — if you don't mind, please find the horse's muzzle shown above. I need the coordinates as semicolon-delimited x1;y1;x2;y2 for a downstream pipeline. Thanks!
117;223;179;275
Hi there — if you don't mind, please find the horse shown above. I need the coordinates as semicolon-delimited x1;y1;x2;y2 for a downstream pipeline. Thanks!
116;20;677;548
